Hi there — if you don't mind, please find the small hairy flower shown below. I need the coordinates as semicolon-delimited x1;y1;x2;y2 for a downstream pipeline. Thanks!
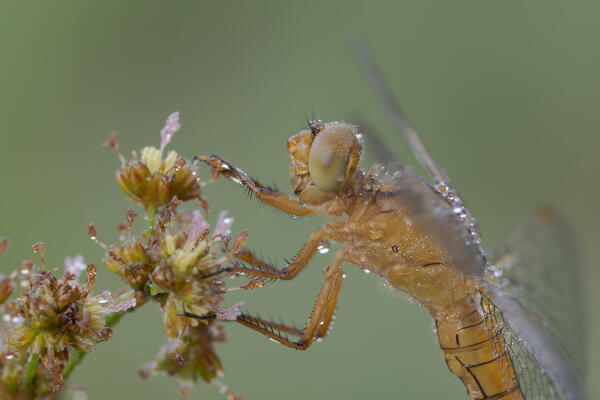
106;113;205;209
139;322;225;385
128;206;247;397
5;250;134;392
104;238;153;290
150;209;246;345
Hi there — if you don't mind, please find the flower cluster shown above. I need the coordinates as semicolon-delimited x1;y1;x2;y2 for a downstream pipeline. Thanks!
0;244;135;399
0;112;246;399
97;113;245;397
104;112;206;210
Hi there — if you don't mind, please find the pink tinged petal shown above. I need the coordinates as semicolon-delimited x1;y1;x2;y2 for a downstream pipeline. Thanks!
64;255;86;280
213;211;234;238
110;297;136;312
188;210;210;243
98;290;136;312
159;111;181;153
215;301;244;321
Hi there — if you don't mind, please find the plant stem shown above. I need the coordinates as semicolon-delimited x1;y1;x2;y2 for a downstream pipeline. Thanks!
62;349;84;380
145;205;157;239
62;306;135;381
105;310;126;327
22;352;39;390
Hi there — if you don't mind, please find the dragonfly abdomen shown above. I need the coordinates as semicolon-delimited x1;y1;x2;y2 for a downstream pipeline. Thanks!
436;298;524;400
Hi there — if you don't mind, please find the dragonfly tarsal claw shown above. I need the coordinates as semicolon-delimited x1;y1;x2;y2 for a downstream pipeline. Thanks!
200;266;233;279
177;303;217;320
196;154;232;173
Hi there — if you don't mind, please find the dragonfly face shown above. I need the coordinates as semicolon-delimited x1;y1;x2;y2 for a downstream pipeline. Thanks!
287;121;361;205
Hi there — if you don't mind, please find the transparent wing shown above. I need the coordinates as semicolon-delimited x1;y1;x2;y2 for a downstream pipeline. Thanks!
377;162;486;276
480;291;574;400
484;207;586;400
351;39;450;186
352;41;486;276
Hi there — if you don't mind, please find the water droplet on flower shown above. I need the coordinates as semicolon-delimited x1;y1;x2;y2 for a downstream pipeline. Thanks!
363;269;371;275
317;244;329;254
2;315;10;322
316;337;323;343
20;269;29;275
98;298;108;304
342;274;347;279
6;354;14;360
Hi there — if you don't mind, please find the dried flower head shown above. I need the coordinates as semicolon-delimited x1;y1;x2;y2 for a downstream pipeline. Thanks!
92;171;245;396
104;237;152;291
94;111;247;398
128;206;246;396
105;112;205;210
4;247;134;392
151;209;246;346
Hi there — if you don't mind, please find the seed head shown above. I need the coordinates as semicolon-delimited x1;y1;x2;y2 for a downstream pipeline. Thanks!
109;113;205;209
5;247;133;392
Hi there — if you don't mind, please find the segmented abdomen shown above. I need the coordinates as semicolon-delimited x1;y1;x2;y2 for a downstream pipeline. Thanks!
436;296;524;400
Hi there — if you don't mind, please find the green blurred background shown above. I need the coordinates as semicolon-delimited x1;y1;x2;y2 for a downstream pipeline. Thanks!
1;1;598;399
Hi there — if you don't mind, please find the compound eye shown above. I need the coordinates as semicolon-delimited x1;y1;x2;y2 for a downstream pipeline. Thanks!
308;123;356;192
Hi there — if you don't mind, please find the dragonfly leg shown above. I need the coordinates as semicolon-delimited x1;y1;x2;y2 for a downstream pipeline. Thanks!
180;307;304;337
236;246;348;350
196;154;346;216
223;221;348;281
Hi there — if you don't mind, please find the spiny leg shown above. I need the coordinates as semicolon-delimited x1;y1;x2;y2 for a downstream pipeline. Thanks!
223;221;349;281
235;314;304;337
315;266;342;339
196;154;346;216
181;308;305;338
236;247;349;350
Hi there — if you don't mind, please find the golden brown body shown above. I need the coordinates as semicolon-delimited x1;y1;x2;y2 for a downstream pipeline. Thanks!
197;121;525;399
335;189;525;400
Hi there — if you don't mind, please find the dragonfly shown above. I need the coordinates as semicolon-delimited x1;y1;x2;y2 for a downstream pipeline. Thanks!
190;46;587;400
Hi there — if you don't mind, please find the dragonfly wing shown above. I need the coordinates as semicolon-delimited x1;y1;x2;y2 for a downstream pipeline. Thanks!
482;287;584;400
379;162;486;276
352;39;450;186
484;207;586;400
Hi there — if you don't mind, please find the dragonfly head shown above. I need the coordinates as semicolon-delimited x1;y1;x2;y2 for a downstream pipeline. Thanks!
287;121;362;204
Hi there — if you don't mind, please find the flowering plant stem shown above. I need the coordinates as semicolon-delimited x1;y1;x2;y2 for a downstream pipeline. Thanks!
62;305;141;381
22;353;39;390
145;206;157;239
61;350;84;382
